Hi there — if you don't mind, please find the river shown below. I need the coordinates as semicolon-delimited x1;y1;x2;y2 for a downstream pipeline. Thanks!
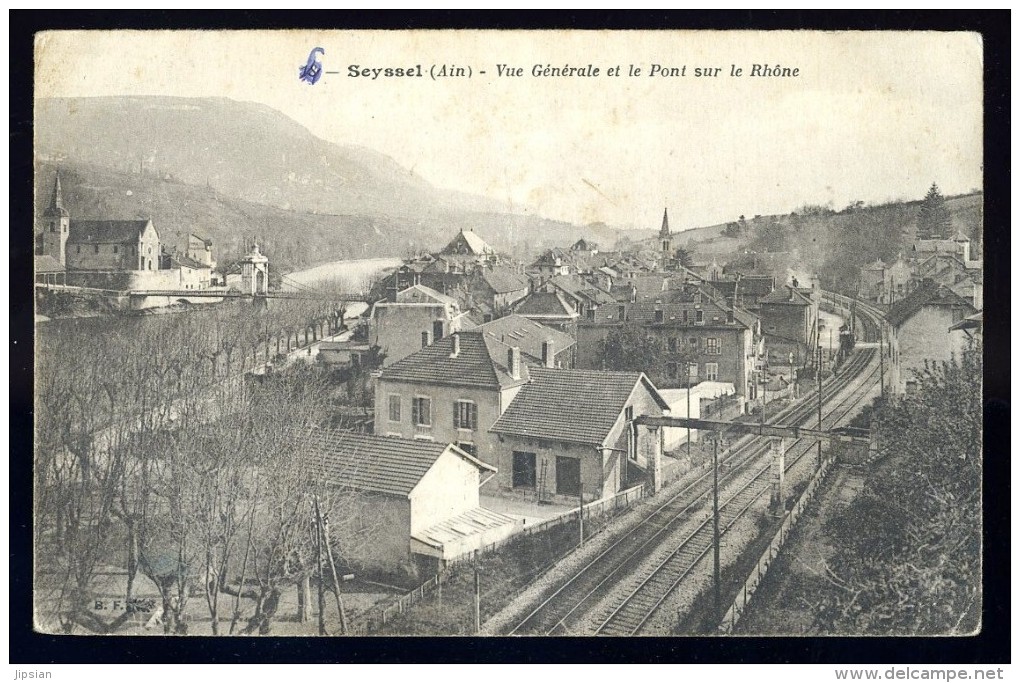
280;257;401;292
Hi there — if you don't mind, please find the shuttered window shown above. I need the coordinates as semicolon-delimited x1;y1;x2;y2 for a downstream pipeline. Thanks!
454;400;478;430
412;397;431;426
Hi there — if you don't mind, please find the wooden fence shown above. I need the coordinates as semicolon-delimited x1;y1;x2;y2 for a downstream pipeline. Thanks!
717;455;834;633
365;484;647;630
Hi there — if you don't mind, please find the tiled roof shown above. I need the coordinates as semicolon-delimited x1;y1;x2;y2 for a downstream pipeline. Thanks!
548;275;616;306
475;314;575;363
480;267;530;293
414;507;519;552
513;291;578;318
34;255;65;273
761;286;814;305
886;280;975;328
171;253;210;270
68;219;151;244
298;428;451;497
949;311;982;333
571;239;598;251
440;229;494;256
378;330;529;389
491;368;667;445
396;284;459;307
530;248;569;266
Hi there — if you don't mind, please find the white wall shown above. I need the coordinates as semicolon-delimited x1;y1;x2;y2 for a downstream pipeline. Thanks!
409;450;481;535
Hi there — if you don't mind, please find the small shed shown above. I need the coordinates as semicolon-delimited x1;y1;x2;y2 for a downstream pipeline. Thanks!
299;428;520;575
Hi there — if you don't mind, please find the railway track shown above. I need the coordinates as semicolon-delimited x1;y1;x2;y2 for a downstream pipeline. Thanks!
593;350;880;635
506;336;879;635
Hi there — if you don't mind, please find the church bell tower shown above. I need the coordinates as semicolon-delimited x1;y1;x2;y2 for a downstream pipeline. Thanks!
659;207;672;270
41;173;70;266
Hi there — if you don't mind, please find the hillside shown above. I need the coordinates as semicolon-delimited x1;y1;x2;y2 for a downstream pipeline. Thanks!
33;161;618;274
644;193;983;293
36;96;502;219
34;96;627;269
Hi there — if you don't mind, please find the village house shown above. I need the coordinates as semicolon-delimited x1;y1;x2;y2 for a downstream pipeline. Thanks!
511;290;581;337
528;248;575;282
537;273;618;323
706;273;776;313
373;330;531;473
861;255;914;304
474;314;576;369
911;230;975;265
300;428;519;576
467;266;532;318
758;283;820;368
913;252;983;309
437;227;501;269
369;284;473;367
489;368;670;500
574;282;762;404
885;280;977;396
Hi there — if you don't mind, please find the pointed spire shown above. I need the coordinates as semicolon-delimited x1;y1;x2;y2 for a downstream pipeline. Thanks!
50;172;63;210
44;172;68;217
659;207;670;238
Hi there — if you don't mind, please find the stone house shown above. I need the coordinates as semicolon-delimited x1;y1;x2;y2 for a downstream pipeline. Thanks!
759;285;819;367
489;368;670;500
300;428;517;576
574;283;761;402
370;285;473;367
373;330;531;476
474;314;576;369
886;281;976;396
511;291;581;338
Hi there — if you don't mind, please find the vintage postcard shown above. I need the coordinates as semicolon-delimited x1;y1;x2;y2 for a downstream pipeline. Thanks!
32;29;983;638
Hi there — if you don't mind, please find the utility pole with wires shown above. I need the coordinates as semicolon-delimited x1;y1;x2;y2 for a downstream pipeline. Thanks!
817;344;824;469
711;430;722;622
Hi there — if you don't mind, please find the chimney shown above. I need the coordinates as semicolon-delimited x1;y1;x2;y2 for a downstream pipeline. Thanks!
507;346;521;380
450;332;460;358
542;339;555;368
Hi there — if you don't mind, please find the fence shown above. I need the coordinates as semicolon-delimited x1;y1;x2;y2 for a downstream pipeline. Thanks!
445;484;646;569
717;454;834;634
365;484;647;630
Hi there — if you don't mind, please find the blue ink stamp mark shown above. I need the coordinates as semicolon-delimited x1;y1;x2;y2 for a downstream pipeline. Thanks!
299;47;325;85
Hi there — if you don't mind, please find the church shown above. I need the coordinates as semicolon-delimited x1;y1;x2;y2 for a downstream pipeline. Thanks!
36;174;162;272
35;172;219;293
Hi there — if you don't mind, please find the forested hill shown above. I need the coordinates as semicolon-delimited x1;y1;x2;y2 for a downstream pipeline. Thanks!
665;193;983;294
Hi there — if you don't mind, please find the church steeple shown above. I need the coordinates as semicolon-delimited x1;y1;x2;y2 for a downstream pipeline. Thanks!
40;171;70;267
44;172;68;218
659;207;673;272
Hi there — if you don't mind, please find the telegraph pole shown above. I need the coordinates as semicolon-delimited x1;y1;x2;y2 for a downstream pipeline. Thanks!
712;432;721;622
686;361;691;461
473;566;481;634
879;322;885;399
578;483;585;548
817;345;823;469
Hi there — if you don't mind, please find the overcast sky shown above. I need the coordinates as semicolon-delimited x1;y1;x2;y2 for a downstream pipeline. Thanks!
35;30;983;231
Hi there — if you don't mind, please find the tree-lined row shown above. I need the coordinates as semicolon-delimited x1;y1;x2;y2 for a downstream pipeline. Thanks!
35;294;378;635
